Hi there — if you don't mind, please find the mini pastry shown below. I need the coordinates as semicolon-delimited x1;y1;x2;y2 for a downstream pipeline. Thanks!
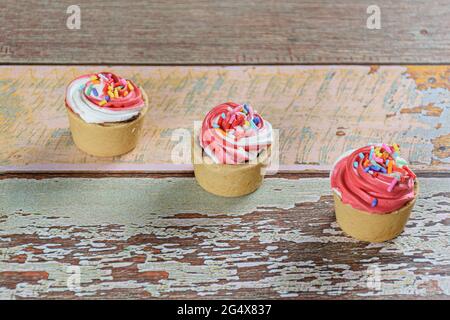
330;143;418;242
65;72;148;157
193;102;273;197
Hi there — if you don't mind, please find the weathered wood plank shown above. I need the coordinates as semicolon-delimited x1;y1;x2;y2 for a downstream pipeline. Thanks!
0;65;449;172
1;1;450;64
0;176;448;299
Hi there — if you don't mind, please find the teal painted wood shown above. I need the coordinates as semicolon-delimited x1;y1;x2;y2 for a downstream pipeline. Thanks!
0;176;448;299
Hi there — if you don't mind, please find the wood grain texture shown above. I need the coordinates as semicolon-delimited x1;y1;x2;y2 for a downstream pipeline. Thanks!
0;176;448;299
0;65;449;172
1;1;450;64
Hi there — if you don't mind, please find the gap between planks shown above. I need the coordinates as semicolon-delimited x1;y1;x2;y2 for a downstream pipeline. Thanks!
1;171;449;180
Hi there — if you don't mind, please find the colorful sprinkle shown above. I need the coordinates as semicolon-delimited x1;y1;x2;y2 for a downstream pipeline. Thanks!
373;156;383;163
127;81;134;91
382;143;393;154
387;160;393;174
387;178;398;192
403;166;416;179
352;143;416;198
371;198;378;207
210;103;263;144
393;143;400;152
370;165;381;172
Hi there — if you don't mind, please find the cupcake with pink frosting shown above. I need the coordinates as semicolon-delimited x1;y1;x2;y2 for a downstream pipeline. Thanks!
65;72;148;157
193;102;273;197
330;143;418;242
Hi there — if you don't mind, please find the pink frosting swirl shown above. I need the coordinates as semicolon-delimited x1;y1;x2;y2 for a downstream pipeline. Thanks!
199;102;273;164
330;145;416;214
65;72;145;123
82;72;143;110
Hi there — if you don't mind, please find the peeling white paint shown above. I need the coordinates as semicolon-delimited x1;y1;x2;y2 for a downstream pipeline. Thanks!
0;177;448;299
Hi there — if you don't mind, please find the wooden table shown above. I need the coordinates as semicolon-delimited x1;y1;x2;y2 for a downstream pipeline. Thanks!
0;1;449;300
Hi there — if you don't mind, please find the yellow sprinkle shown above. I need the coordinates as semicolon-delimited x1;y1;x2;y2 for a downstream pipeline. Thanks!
114;88;119;98
393;143;399;152
127;81;134;91
375;148;382;157
245;120;250;126
124;91;128;96
98;100;107;106
108;92;114;99
90;75;98;81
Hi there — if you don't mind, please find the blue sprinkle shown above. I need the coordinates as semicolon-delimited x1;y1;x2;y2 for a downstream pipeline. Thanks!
243;104;249;112
253;117;260;125
212;123;220;128
370;165;381;172
359;153;364;159
380;167;387;174
371;198;378;207
92;88;98;96
364;167;370;172
105;95;110;102
353;161;358;168
221;113;226;119
369;148;374;160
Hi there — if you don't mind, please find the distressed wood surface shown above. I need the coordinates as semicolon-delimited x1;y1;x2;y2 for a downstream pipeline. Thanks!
1;1;450;64
0;174;448;299
1;65;449;172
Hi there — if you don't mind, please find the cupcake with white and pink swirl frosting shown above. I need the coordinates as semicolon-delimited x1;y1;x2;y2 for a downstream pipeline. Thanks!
65;72;148;157
193;102;273;197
